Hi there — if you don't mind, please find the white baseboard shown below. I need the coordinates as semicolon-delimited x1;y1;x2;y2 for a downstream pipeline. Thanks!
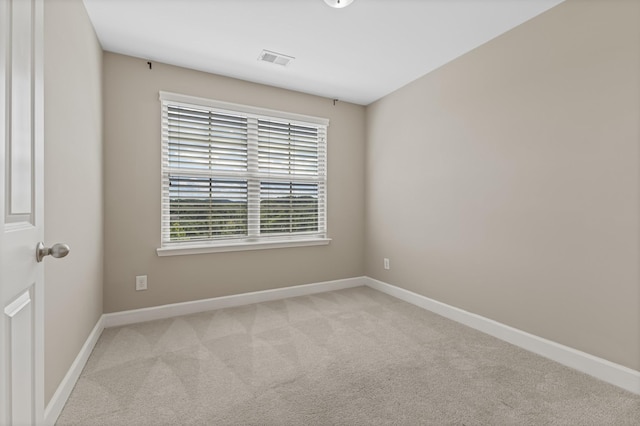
43;315;105;426
365;277;640;396
104;276;366;328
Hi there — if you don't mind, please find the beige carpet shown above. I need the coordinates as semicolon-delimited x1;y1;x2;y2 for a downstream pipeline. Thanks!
57;286;640;425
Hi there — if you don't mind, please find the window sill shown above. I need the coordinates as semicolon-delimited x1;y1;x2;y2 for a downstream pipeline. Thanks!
156;237;332;257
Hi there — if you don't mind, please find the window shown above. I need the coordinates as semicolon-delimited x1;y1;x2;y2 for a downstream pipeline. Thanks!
157;92;330;255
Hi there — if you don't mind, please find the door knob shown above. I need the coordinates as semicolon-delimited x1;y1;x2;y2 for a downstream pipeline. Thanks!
36;242;70;263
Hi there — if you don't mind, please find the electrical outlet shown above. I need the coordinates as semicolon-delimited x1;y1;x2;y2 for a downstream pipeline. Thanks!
135;275;148;291
383;258;390;270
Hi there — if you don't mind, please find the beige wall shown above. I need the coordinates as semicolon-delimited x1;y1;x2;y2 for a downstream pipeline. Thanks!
365;0;640;370
44;0;103;404
103;53;366;313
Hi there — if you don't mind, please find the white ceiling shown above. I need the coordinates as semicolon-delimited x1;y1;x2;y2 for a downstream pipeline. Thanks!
82;0;564;105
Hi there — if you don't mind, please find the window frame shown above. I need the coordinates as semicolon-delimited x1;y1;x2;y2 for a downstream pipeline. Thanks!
157;91;331;256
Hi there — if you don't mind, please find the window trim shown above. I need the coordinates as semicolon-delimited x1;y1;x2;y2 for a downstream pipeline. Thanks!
157;91;330;256
157;237;332;257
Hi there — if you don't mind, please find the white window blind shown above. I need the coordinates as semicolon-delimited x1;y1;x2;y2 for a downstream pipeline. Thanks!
160;92;328;250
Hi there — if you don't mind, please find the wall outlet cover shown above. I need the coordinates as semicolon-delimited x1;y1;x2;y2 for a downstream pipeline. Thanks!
135;275;147;291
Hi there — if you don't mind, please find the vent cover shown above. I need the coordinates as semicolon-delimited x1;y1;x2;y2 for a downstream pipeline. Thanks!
258;50;294;67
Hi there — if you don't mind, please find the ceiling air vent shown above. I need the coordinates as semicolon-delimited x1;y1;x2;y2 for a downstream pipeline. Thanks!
258;49;294;67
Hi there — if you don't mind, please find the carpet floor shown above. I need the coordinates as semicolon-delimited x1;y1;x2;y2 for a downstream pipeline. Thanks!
56;286;640;425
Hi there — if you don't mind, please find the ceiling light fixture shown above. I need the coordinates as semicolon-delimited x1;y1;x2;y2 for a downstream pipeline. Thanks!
323;0;355;9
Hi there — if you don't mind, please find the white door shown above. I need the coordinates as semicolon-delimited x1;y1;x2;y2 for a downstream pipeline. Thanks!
1;0;45;424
